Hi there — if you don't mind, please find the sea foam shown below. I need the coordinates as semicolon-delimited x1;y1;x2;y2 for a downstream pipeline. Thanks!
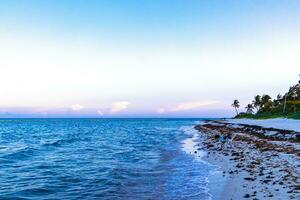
180;126;207;159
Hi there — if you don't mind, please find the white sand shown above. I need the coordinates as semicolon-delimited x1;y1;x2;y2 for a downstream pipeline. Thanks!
225;118;300;132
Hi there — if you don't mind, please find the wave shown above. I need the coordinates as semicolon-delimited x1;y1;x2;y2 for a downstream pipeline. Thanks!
180;126;207;159
0;144;36;161
0;118;221;200
180;125;222;200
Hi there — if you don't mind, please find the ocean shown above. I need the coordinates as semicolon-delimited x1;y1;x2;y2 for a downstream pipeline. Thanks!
0;119;218;200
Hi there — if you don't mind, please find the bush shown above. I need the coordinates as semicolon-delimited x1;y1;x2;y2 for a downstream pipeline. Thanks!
234;112;255;119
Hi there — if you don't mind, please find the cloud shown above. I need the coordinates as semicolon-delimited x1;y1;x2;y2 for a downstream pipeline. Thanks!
156;101;220;114
110;101;129;113
156;107;166;114
97;110;104;116
71;104;84;111
172;101;219;111
171;101;219;112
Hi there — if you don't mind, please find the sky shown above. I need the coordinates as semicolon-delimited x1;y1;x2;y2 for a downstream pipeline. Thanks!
0;0;299;118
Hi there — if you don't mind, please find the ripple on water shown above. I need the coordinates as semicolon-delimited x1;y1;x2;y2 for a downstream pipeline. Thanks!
0;119;215;200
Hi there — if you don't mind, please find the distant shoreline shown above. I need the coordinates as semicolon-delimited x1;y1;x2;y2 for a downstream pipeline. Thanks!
194;119;300;200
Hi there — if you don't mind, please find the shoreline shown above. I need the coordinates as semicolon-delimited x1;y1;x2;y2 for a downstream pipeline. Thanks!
194;120;300;200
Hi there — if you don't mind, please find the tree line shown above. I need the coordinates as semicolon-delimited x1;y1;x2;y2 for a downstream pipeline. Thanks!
231;75;300;119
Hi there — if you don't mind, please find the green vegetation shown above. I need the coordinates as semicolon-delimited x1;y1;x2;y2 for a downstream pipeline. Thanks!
233;75;300;119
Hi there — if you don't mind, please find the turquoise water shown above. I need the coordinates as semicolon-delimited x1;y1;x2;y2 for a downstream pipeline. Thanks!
0;119;216;200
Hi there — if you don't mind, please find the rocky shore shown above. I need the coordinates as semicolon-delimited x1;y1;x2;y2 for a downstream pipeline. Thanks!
194;120;300;200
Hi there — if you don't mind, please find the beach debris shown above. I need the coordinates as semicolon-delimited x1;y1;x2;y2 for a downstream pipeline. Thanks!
194;120;300;200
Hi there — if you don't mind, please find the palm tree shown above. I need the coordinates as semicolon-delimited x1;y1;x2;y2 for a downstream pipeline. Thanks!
252;95;262;111
261;94;272;107
245;104;254;114
276;94;282;100
283;93;287;114
273;94;282;107
232;99;240;115
292;90;297;113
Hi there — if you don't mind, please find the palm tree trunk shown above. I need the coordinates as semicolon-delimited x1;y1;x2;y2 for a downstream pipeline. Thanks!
283;95;287;114
235;107;238;115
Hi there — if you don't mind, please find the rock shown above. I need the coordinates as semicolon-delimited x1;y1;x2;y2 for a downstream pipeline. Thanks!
244;177;256;181
236;163;244;168
262;179;272;184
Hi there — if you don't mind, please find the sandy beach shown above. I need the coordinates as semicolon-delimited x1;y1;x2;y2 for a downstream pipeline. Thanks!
194;120;300;200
